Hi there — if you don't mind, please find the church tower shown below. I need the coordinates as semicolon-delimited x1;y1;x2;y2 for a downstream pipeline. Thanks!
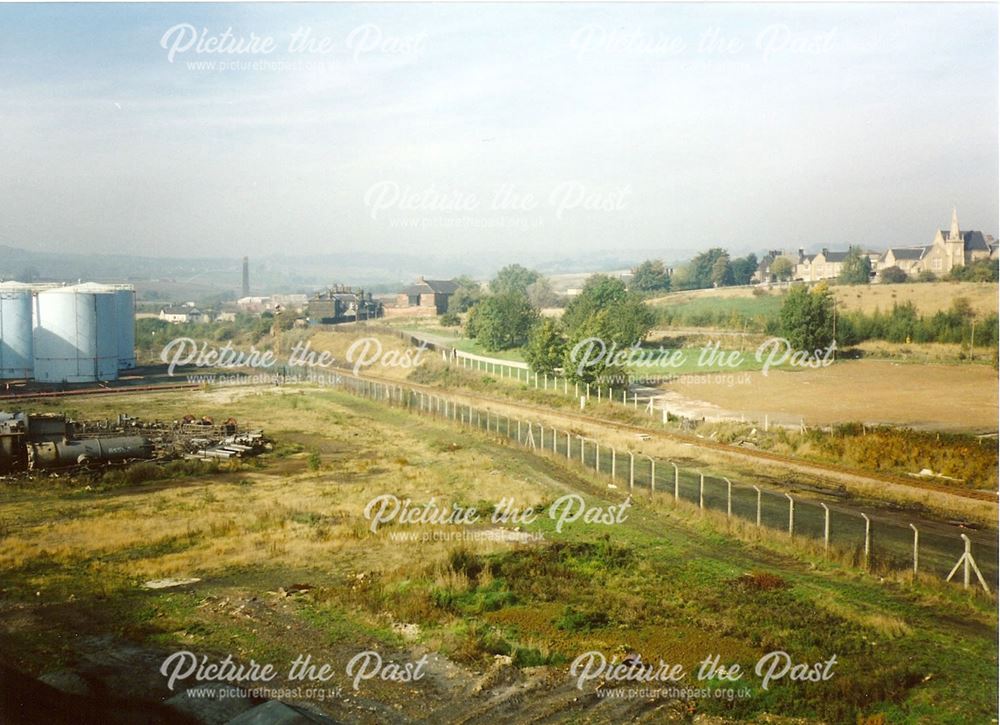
946;206;965;269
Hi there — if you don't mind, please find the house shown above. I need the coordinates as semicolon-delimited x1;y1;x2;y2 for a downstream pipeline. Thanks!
236;296;270;313
918;208;993;276
159;305;201;324
396;277;459;314
796;248;850;282
880;208;994;279
881;247;929;276
754;249;803;283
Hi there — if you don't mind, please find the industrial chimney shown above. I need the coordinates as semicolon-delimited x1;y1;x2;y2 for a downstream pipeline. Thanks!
241;257;250;297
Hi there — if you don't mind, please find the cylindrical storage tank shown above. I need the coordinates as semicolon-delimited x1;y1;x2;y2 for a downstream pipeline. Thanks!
63;284;120;380
33;287;119;383
0;282;34;379
113;286;136;370
27;435;153;469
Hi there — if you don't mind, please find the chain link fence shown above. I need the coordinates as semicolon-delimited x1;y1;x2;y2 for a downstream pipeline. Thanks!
332;375;997;594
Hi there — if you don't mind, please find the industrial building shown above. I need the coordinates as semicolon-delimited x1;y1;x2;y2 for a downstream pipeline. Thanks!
308;286;384;324
0;281;136;384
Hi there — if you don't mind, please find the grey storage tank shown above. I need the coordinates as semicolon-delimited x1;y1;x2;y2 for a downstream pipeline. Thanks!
0;282;34;380
33;286;119;383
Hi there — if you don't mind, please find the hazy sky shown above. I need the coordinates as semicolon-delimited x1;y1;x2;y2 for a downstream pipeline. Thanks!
0;3;996;261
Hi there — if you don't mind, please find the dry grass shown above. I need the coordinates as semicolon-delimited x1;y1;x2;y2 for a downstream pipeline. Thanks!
0;388;547;588
664;358;997;432
832;281;997;316
648;281;997;317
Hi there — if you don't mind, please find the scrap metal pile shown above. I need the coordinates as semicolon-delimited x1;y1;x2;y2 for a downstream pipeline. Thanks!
0;411;270;476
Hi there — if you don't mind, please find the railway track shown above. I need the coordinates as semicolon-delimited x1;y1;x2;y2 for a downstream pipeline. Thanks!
6;368;995;505
345;368;998;505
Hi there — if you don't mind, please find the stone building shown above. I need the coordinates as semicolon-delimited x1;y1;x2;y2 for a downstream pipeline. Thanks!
396;277;459;314
879;208;994;279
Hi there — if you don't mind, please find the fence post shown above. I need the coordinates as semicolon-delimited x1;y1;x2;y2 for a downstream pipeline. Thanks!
671;462;679;502
723;477;732;518
785;494;794;536
595;443;600;472
820;503;830;554
699;472;704;509
945;534;989;593
629;453;635;490
566;431;571;460
861;513;870;570
517;419;521;442
611;448;616;480
580;437;585;465
909;523;918;577
752;485;761;527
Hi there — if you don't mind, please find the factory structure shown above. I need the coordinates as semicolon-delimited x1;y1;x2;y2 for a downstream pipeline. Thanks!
0;281;136;384
307;286;384;324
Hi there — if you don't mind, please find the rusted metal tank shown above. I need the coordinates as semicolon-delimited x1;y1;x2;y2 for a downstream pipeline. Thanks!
0;416;26;474
27;436;153;469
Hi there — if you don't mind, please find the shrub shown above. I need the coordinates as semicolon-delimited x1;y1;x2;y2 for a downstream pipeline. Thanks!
447;545;484;582
556;605;610;632
880;266;908;284
733;571;788;591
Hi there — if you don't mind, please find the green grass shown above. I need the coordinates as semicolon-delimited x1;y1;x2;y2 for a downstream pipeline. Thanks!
651;293;784;332
0;386;995;722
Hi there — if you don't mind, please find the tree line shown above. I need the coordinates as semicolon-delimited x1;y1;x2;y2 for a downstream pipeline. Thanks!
458;265;654;384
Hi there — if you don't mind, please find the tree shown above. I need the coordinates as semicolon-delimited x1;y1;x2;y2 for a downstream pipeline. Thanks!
562;310;616;385
684;247;730;289
669;264;692;290
880;266;908;284
779;283;835;351
524;318;565;375
771;257;794;281
730;253;758;286
468;293;539;351
630;259;671;294
439;311;460;327
838;246;872;285
448;276;483;313
562;275;629;336
711;254;734;287
560;280;654;385
525;278;560;309
490;264;541;297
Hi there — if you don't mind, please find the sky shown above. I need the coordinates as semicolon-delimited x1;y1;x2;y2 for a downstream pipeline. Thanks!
0;3;997;262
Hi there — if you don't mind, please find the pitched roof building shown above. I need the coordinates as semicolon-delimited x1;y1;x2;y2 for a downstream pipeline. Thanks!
396;277;459;314
880;208;994;279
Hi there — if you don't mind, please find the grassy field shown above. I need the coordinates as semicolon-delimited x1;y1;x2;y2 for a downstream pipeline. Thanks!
832;281;998;316
1;386;996;723
661;358;999;434
648;281;999;334
300;326;999;502
651;292;784;333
